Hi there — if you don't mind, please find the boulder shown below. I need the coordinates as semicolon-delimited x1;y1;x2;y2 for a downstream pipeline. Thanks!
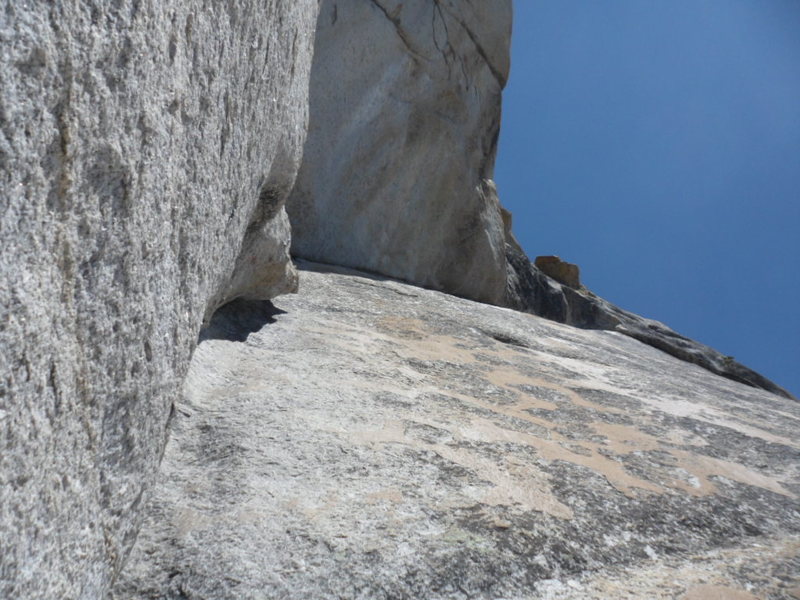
114;262;800;599
287;0;512;305
0;2;318;597
534;255;582;289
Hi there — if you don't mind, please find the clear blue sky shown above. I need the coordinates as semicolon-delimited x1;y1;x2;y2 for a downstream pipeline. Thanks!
496;0;800;397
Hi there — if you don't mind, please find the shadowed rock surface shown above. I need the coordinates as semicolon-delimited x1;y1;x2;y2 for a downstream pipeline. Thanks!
288;0;512;305
115;262;800;599
0;3;318;597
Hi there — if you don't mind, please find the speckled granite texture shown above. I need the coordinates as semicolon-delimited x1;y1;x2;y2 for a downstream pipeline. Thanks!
0;2;317;597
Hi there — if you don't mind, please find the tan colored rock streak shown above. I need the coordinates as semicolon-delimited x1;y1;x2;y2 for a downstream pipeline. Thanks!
681;584;761;600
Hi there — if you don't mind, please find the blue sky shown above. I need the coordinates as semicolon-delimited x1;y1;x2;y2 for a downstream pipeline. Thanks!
496;0;800;397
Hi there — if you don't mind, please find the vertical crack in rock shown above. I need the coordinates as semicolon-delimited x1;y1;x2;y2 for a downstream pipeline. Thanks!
432;0;508;86
368;0;428;62
431;1;460;80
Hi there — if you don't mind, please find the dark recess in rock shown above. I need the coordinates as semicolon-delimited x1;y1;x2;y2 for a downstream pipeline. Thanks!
200;299;287;343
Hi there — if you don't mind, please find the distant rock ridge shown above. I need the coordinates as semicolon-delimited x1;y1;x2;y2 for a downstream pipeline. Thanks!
504;238;795;400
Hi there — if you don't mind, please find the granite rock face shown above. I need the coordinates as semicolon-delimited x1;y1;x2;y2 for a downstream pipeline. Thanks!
288;0;512;305
115;263;800;599
0;2;317;597
535;255;581;289
286;1;790;399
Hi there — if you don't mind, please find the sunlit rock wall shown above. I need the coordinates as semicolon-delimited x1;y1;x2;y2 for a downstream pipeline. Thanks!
0;2;318;597
288;0;512;305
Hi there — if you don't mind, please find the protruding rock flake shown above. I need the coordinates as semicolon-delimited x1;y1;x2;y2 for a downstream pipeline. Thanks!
535;255;582;289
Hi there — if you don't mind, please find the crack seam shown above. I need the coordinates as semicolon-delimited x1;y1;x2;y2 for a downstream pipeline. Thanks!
368;0;428;62
433;0;506;86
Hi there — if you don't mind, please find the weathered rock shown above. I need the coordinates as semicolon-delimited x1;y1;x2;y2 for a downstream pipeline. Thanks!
0;2;317;597
535;255;581;289
287;0;512;305
506;246;795;400
115;262;800;599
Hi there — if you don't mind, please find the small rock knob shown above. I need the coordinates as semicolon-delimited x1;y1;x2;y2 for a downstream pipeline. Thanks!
534;255;581;289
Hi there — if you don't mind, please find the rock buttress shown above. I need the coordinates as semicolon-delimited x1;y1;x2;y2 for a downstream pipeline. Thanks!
0;2;318;597
288;0;512;306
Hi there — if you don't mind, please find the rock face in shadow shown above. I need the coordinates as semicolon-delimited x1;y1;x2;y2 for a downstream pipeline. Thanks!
505;241;796;400
0;3;318;597
114;262;800;599
288;0;512;305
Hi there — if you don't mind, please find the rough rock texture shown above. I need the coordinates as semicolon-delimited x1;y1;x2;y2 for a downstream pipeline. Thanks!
288;0;512;305
115;263;800;599
505;243;796;400
0;2;318;597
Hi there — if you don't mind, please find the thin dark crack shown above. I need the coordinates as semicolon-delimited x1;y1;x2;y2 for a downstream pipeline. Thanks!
432;0;456;75
433;0;507;87
348;279;420;298
369;0;427;62
479;329;530;349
